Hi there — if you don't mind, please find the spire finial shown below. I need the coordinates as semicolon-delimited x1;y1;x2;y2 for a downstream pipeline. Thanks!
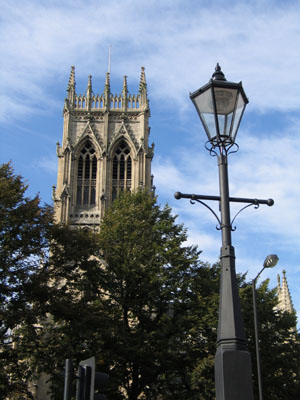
123;75;128;92
68;66;75;89
105;72;110;88
283;269;286;277
212;63;226;81
86;75;92;111
104;72;111;110
139;66;147;92
87;75;92;94
67;66;76;106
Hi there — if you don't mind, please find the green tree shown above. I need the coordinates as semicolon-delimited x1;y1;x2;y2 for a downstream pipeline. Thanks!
0;162;52;399
13;223;101;399
0;163;103;399
35;190;210;399
3;170;300;400
189;266;300;400
240;278;300;400
92;190;213;400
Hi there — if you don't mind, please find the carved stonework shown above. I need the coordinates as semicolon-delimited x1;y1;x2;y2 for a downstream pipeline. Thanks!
54;67;154;228
277;270;294;314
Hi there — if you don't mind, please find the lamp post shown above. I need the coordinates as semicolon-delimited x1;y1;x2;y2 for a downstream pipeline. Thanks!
175;64;274;400
252;254;279;400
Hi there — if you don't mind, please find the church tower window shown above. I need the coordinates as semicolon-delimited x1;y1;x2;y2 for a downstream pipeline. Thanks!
76;140;97;206
112;140;132;200
54;67;153;228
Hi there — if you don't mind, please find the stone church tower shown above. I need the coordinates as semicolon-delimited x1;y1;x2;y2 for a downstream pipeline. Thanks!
276;270;294;314
53;66;154;228
276;270;296;333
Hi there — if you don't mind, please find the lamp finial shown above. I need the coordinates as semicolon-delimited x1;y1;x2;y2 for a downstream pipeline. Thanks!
212;63;226;81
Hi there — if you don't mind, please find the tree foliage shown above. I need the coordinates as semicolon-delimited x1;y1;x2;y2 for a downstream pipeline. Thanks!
0;162;52;398
240;279;300;399
92;191;217;399
1;165;300;400
36;190;213;399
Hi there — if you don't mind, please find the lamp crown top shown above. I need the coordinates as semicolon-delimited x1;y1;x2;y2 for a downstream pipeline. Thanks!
212;63;226;81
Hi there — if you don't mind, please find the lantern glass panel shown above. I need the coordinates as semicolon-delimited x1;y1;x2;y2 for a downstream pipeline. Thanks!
231;92;247;142
217;112;234;137
214;86;238;115
213;86;237;137
193;88;217;140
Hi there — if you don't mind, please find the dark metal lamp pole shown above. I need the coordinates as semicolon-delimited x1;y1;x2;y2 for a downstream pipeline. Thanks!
252;254;279;400
175;64;275;399
186;64;261;400
189;64;254;399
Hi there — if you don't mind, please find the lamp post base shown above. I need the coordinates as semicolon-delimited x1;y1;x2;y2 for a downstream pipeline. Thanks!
215;346;254;400
215;241;254;400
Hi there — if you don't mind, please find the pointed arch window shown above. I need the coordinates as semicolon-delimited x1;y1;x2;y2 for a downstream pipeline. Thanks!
112;140;132;200
76;140;97;206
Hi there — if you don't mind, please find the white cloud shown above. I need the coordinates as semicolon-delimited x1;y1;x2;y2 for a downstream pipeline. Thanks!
153;115;300;327
155;119;300;321
1;1;300;122
155;116;300;246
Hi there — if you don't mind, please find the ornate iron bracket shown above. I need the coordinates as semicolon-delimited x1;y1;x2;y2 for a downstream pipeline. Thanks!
190;197;221;230
174;192;274;231
205;140;239;157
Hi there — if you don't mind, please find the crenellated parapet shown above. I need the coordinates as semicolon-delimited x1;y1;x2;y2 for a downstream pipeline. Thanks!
65;66;149;112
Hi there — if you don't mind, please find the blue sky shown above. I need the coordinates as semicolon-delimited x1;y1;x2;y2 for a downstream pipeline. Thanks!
1;0;300;327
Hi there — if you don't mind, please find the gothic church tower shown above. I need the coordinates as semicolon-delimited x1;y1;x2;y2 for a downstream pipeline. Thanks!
277;270;294;314
53;67;154;228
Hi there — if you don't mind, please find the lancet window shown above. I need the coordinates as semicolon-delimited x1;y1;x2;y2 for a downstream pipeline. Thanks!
112;140;132;200
76;140;97;206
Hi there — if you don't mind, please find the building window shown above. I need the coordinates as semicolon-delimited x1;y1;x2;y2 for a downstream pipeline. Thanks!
112;140;132;200
76;140;97;206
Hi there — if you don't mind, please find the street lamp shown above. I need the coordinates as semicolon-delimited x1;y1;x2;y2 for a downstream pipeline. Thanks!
190;63;248;152
175;64;274;400
252;254;279;400
191;63;253;400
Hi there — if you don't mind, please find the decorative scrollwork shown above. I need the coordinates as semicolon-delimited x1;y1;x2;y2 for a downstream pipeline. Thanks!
189;198;221;227
230;202;260;230
227;142;239;156
188;196;263;232
176;191;272;232
205;141;218;157
205;140;239;157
